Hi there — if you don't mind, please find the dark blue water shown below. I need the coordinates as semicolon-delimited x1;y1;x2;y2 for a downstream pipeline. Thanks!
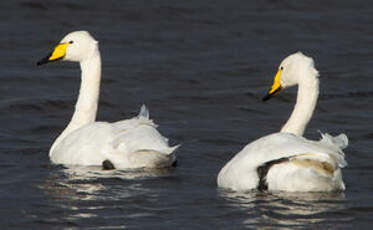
1;0;373;229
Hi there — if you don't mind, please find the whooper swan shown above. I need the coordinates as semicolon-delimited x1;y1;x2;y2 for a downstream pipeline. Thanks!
37;31;178;170
217;52;347;192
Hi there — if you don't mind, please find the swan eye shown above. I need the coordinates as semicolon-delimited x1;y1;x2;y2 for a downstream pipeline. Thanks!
280;66;284;70
69;41;74;44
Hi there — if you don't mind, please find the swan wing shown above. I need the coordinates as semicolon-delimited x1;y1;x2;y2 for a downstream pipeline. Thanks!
50;122;116;166
112;105;179;155
217;132;347;192
50;106;178;169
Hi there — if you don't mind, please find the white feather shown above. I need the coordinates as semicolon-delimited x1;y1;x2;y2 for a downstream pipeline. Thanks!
217;52;348;192
44;31;178;169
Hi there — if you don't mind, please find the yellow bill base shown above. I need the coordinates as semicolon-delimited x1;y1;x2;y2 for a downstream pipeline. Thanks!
269;68;282;94
49;42;69;61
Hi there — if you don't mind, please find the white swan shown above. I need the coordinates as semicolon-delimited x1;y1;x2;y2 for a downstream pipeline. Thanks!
37;31;178;169
217;52;348;192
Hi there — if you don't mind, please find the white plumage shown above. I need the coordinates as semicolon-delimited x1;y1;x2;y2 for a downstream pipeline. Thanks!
38;31;178;169
217;52;348;192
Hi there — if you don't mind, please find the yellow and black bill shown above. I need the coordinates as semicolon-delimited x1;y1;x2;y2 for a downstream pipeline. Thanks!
262;68;283;101
37;42;69;66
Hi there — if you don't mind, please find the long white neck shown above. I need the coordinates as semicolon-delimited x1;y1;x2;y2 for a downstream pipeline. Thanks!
50;46;101;154
280;68;319;136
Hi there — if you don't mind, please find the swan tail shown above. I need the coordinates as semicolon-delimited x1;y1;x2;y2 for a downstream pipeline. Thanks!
138;104;150;120
129;149;177;168
318;132;348;168
110;105;179;167
320;132;348;150
161;144;180;155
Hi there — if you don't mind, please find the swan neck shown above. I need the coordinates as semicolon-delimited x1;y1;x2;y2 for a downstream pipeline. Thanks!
280;70;319;136
50;46;101;154
74;48;102;124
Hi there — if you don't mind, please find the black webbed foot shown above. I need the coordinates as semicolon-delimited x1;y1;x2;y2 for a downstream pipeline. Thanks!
102;160;115;170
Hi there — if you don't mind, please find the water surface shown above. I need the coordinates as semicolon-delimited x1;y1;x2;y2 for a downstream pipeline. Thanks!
0;0;373;229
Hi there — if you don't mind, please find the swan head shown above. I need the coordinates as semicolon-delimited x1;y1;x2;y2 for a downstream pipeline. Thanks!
37;31;98;65
263;52;317;101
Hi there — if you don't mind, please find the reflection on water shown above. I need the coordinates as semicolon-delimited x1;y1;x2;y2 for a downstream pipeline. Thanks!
38;166;175;229
41;166;175;200
219;190;351;230
61;165;176;181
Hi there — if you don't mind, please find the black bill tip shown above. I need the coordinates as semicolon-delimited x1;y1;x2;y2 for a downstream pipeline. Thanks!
37;51;53;66
262;93;272;102
36;51;64;66
262;87;282;102
37;56;50;66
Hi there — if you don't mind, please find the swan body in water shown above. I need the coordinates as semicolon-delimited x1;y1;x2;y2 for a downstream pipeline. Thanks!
37;31;178;169
217;52;348;192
